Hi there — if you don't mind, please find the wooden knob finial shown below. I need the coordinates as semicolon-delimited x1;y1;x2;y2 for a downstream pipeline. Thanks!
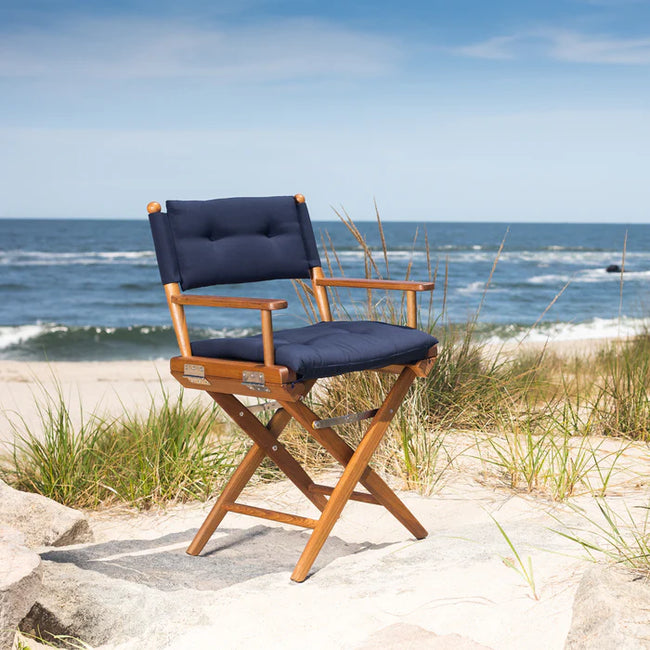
147;201;162;214
294;194;305;204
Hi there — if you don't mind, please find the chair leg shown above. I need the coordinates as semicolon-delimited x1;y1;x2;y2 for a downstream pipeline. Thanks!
187;407;292;555
280;400;427;540
289;368;418;582
210;393;328;512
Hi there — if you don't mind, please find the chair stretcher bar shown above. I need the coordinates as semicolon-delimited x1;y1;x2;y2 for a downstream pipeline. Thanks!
309;484;379;505
225;503;318;529
312;408;379;429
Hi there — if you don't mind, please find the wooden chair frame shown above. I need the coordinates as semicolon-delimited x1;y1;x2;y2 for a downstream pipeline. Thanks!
147;195;437;582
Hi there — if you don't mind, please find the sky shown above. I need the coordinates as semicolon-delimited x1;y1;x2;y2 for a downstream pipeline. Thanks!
0;0;649;221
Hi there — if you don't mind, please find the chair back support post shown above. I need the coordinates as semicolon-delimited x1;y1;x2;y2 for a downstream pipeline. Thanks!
310;266;333;322
164;283;192;356
293;193;332;323
147;201;192;357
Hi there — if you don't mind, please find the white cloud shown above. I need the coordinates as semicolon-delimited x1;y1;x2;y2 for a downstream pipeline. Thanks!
550;30;650;64
454;28;650;65
454;35;519;60
0;16;400;81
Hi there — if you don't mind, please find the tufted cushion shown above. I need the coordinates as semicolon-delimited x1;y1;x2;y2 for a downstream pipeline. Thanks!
152;196;321;290
191;320;438;380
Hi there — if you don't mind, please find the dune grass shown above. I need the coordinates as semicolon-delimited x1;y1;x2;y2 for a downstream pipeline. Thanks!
1;383;240;509
556;499;650;576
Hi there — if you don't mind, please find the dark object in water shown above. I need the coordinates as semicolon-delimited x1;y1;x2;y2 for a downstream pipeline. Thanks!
606;264;622;273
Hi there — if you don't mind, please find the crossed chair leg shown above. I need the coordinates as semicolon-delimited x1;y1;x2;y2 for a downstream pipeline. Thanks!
186;367;428;582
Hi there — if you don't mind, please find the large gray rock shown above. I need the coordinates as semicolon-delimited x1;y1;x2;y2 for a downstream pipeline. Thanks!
19;560;209;648
0;480;92;548
0;532;42;650
565;565;650;649
19;525;370;648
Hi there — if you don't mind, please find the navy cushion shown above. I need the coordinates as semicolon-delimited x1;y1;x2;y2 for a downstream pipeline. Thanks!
191;320;438;380
148;211;181;285
150;196;321;290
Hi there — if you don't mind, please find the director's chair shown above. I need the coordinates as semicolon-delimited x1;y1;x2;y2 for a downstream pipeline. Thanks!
147;194;438;582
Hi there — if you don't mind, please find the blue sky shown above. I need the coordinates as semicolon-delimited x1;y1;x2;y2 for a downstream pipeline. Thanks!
1;0;649;221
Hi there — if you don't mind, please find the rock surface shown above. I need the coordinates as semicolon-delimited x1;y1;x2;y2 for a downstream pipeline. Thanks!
8;477;650;650
565;565;650;649
0;480;92;548
357;623;494;649
0;533;42;650
17;480;595;650
20;560;209;648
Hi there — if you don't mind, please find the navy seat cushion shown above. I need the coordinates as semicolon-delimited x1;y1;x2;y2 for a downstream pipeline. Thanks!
191;320;438;381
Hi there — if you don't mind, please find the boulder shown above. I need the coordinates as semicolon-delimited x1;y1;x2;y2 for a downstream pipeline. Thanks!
19;560;208;648
0;480;92;548
565;565;650;649
0;534;42;650
606;264;622;273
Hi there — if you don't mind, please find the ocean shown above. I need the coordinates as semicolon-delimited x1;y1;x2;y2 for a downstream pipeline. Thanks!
1;218;649;361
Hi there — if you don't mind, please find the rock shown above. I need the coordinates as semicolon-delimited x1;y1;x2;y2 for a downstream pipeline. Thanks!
565;565;650;649
0;538;42;650
357;623;494;649
0;480;92;548
606;264;622;273
19;560;209;648
0;527;26;548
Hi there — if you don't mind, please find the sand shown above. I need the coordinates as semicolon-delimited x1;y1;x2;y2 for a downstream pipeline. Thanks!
0;359;196;449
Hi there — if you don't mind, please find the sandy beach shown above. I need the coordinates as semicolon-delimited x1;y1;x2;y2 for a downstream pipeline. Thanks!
0;359;194;449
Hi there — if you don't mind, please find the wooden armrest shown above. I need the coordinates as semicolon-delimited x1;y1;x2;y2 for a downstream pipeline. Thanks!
313;277;434;292
171;294;288;311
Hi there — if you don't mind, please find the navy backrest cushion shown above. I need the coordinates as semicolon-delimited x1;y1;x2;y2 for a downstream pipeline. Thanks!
148;196;321;289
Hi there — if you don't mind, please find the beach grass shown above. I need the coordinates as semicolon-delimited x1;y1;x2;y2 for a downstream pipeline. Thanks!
1;382;241;509
555;499;650;576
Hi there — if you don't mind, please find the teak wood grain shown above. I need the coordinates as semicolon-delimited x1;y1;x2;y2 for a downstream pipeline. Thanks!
281;396;428;542
225;503;318;529
170;371;305;401
209;393;328;512
186;406;294;555
164;283;191;356
287;367;422;582
313;277;435;292
172;294;288;311
170;356;296;383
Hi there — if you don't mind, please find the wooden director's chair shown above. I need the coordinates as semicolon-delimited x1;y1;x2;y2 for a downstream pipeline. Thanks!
147;195;438;582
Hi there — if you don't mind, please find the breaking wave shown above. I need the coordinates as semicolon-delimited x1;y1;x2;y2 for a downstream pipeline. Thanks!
0;323;257;361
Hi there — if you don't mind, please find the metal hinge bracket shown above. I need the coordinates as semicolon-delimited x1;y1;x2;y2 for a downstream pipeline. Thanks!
242;371;271;393
183;363;210;385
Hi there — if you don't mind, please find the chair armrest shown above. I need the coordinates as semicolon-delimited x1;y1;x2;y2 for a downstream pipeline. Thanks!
170;293;285;366
313;277;434;292
171;294;288;310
